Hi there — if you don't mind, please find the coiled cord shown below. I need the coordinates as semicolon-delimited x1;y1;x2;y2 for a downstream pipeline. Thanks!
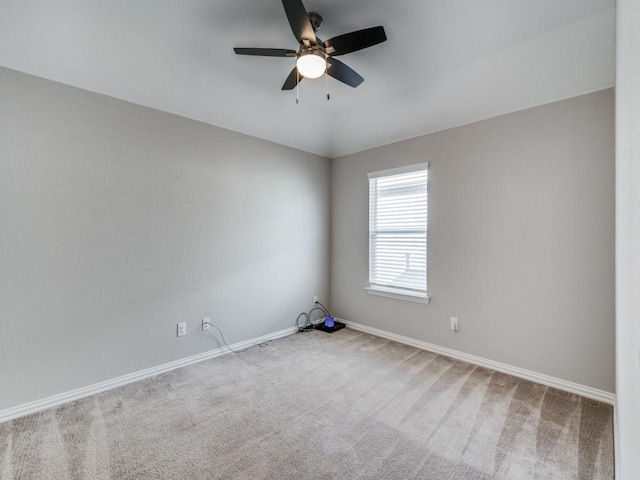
296;301;332;332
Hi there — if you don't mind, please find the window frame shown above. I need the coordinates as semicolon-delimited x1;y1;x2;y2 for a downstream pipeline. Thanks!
365;163;430;304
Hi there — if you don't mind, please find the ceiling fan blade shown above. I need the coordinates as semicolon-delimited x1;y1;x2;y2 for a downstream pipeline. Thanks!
281;0;316;46
282;67;302;90
323;26;387;56
234;48;297;57
327;58;364;88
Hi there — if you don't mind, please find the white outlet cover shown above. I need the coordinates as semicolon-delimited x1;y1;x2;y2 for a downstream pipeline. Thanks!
202;317;210;330
177;322;187;337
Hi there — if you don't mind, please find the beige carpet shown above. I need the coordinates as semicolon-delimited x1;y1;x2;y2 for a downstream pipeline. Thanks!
0;329;614;479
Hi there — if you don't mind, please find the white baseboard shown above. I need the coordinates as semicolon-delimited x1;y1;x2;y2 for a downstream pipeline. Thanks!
1;321;614;424
0;326;297;424
341;319;615;405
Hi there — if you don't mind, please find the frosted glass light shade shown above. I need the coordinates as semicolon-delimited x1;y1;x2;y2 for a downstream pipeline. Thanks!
296;52;326;79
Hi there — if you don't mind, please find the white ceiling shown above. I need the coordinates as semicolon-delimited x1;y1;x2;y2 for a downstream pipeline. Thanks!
0;0;615;158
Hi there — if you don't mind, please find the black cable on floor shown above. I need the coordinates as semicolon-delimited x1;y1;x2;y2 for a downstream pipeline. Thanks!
297;312;311;332
295;300;333;332
203;321;243;353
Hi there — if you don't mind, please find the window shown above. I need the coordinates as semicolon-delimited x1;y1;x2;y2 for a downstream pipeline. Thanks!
366;163;429;303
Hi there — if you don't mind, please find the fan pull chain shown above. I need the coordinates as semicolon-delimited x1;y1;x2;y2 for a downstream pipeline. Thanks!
296;69;299;105
325;68;330;101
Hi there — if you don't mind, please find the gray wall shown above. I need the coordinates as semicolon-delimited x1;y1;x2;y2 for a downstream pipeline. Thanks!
0;63;615;413
331;89;615;393
0;67;331;411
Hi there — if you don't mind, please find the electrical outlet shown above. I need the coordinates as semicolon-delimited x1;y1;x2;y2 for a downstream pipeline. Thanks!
202;317;210;331
313;296;318;304
177;322;187;337
450;317;459;332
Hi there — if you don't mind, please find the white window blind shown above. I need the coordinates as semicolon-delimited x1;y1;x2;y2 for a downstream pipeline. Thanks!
368;164;428;295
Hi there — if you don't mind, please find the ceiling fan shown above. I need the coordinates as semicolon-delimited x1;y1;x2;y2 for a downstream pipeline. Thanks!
234;0;387;91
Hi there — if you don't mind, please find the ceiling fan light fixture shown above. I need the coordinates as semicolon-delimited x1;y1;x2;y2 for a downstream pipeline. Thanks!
296;51;326;79
233;0;386;90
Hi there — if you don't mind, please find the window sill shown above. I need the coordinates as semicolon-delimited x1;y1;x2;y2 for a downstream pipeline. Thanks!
365;286;431;304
